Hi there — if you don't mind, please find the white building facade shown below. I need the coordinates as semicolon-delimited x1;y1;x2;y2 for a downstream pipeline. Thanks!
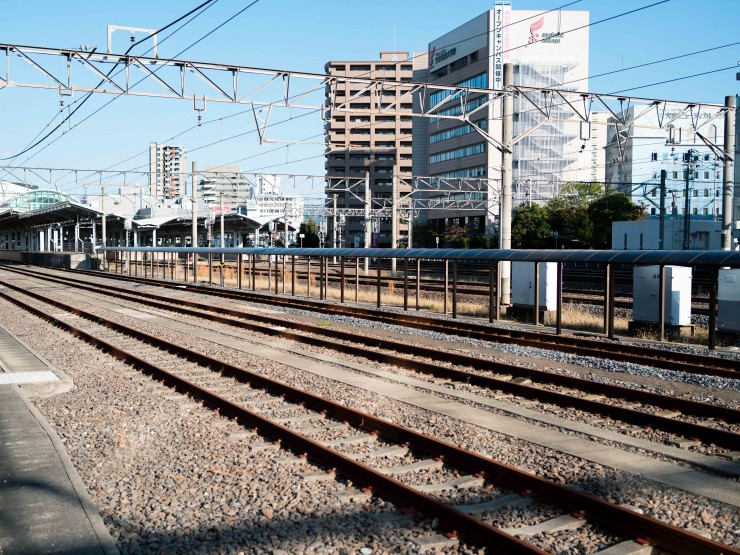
149;143;187;199
419;2;591;232
604;106;725;249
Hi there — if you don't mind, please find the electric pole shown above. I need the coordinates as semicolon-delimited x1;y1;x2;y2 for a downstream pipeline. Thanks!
721;95;735;250
659;170;666;249
683;150;695;250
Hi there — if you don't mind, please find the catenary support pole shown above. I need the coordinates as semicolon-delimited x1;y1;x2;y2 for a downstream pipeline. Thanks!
721;96;735;250
500;63;514;306
659;170;666;249
191;161;198;278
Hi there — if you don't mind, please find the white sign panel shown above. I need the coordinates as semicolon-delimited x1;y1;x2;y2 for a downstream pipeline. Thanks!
492;1;512;90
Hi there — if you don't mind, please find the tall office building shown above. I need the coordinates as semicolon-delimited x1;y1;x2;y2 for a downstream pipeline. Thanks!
421;2;589;232
324;51;427;247
149;143;187;199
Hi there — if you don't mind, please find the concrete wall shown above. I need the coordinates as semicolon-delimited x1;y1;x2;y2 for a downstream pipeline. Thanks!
0;251;100;270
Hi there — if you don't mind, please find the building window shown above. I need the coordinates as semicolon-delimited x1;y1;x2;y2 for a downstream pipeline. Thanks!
349;65;371;71
428;73;487;106
650;207;656;215
703;208;708;215
429;142;486;164
429;120;486;144
672;171;678;179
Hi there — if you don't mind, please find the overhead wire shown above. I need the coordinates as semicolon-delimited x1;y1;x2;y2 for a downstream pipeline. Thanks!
0;0;218;162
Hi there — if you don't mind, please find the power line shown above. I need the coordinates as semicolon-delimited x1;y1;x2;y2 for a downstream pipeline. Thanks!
0;0;217;162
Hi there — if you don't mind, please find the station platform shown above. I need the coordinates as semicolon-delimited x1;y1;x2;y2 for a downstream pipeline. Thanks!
0;324;117;555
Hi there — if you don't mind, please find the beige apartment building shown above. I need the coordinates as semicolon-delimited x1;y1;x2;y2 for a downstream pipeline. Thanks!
324;51;426;248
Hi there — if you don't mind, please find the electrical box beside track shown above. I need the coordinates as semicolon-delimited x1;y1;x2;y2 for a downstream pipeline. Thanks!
512;262;557;311
632;265;692;326
718;268;740;333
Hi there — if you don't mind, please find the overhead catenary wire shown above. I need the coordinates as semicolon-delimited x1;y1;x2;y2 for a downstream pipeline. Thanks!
6;0;730;196
0;0;218;163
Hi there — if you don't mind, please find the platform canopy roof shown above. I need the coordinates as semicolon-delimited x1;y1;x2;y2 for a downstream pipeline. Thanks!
101;247;740;267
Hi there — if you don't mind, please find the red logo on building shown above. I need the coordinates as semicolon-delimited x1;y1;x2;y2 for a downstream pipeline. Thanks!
529;16;544;43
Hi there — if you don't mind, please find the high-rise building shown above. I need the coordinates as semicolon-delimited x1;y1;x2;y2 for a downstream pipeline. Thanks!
420;2;590;232
324;51;427;248
149;143;187;199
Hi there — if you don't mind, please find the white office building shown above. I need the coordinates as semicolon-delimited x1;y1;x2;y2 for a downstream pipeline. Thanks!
419;1;590;232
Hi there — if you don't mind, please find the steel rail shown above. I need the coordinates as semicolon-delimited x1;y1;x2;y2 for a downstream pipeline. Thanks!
3;268;738;451
48;265;740;376
0;285;734;555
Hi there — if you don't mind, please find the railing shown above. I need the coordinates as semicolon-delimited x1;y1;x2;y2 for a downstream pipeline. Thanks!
99;247;740;350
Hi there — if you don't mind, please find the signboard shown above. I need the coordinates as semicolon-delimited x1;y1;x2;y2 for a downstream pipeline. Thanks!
491;1;511;91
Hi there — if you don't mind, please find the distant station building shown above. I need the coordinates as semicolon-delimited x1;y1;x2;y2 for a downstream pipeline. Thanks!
149;143;187;199
416;1;591;233
324;51;427;248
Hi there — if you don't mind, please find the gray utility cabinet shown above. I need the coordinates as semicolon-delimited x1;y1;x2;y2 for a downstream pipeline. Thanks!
512;261;558;310
632;265;692;326
718;268;740;333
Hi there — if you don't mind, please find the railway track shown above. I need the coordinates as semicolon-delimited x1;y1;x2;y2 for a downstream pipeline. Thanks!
26;265;740;378
3;266;738;453
0;273;734;554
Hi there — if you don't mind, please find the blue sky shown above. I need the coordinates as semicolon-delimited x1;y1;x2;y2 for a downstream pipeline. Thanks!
1;0;739;199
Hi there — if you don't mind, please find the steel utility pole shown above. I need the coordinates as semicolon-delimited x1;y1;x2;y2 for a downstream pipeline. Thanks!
219;192;225;263
722;95;735;250
683;150;694;250
391;166;398;276
285;200;290;247
191;162;198;248
364;174;371;274
500;63;514;305
659;170;666;249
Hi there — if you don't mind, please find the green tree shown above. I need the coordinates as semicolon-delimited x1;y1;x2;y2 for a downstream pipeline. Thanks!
412;221;443;248
587;193;646;249
511;204;553;248
442;225;469;247
298;220;320;248
546;196;592;248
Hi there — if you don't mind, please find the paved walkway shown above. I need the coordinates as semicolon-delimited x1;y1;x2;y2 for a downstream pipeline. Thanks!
0;324;117;555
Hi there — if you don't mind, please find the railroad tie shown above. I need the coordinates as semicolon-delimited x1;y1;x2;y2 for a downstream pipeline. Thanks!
456;493;534;515
410;534;459;553
378;458;444;476
593;540;654;554
348;444;409;460
323;433;377;447
501;513;586;537
416;474;485;493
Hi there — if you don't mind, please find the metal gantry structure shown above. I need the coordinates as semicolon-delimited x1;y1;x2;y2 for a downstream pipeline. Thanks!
0;43;735;253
